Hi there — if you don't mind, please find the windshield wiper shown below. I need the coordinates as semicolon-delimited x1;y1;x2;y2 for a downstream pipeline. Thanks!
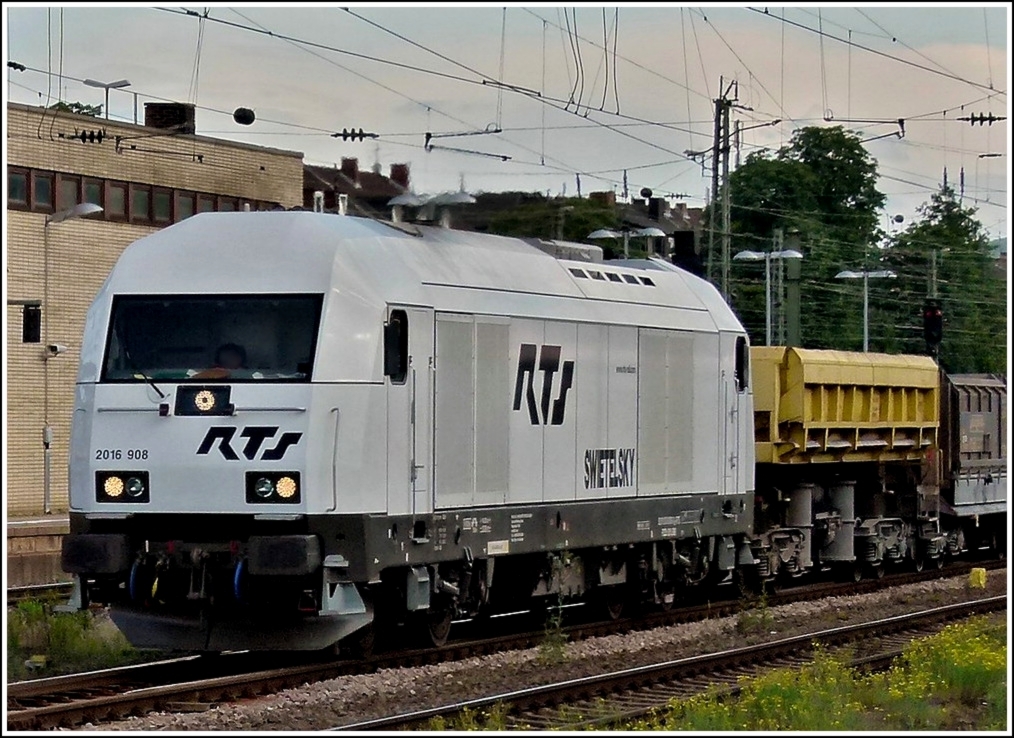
123;349;166;400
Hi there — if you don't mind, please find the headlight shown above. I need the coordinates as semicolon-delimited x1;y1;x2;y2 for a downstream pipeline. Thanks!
275;476;297;499
125;476;146;498
96;471;150;503
246;472;300;504
104;476;125;498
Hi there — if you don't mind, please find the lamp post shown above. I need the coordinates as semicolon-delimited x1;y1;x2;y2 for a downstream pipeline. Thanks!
733;249;804;346
43;202;103;514
635;226;667;257
834;269;896;352
83;78;131;120
588;227;666;259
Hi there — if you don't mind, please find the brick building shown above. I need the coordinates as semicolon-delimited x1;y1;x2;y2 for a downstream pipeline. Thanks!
5;101;305;517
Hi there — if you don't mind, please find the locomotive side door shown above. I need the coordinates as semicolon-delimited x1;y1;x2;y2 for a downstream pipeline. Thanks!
385;306;435;516
719;333;747;496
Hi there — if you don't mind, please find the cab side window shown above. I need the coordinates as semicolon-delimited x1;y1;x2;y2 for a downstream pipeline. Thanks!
735;336;749;392
384;310;408;384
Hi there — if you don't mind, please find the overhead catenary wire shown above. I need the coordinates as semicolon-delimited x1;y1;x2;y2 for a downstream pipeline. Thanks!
497;7;506;128
13;8;1004;229
225;9;655;184
525;7;711;103
854;8;966;82
748;6;1006;96
157;6;725;165
611;9;620;114
818;9;830;119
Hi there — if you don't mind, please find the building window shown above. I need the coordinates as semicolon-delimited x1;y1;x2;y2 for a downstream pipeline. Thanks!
176;192;195;221
84;179;103;208
8;169;29;207
153;189;172;223
107;182;127;218
32;172;54;210
57;175;81;211
219;197;237;212
197;194;215;213
130;184;151;222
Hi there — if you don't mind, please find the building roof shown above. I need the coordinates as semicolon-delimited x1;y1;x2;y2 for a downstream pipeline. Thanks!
6;101;305;159
304;162;408;199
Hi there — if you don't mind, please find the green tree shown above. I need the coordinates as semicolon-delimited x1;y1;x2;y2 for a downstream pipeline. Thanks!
721;126;886;350
48;101;103;117
882;186;1006;373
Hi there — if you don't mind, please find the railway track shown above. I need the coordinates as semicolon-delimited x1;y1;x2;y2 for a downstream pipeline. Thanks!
6;582;74;606
336;595;1007;731
6;559;1004;730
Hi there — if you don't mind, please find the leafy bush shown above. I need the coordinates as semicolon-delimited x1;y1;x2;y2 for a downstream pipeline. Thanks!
632;615;1006;732
7;599;158;682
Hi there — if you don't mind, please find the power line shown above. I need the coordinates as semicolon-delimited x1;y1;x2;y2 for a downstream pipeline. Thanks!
748;7;1006;96
524;8;711;103
854;8;965;81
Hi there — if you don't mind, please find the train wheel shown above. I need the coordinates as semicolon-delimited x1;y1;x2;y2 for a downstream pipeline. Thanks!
913;555;925;573
934;556;945;571
655;581;677;612
991;533;1006;560
417;597;454;649
868;563;885;580
339;622;375;660
600;586;626;620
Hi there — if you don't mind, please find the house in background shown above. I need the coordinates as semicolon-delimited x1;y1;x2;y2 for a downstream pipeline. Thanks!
303;157;411;216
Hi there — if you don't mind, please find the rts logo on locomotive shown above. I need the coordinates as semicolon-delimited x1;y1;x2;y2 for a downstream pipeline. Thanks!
196;426;303;461
512;343;574;426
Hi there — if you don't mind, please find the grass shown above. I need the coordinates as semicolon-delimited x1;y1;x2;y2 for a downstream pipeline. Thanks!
423;615;1006;731
734;584;773;637
537;600;569;666
631;615;1007;732
7;598;165;682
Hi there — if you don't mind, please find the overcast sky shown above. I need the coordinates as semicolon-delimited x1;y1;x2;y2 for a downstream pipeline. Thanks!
4;3;1010;240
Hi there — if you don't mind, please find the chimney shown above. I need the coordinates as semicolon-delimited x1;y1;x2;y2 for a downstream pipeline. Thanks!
648;197;664;220
340;157;359;184
144;102;196;134
390;163;410;189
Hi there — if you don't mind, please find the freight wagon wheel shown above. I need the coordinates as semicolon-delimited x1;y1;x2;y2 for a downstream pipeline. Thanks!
991;533;1005;560
933;555;944;571
655;581;677;612
868;563;885;580
600;586;626;620
913;555;925;573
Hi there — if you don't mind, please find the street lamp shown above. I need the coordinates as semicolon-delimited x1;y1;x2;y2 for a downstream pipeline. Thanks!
834;269;896;352
635;226;666;257
43;202;104;514
588;227;666;258
733;249;804;346
83;78;131;120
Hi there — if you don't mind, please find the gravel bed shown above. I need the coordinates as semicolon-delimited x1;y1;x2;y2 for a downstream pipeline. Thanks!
85;569;1007;731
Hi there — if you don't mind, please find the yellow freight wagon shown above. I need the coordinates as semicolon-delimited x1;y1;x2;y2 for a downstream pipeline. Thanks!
751;347;939;465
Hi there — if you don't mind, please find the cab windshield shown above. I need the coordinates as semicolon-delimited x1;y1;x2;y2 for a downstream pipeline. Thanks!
102;294;323;382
